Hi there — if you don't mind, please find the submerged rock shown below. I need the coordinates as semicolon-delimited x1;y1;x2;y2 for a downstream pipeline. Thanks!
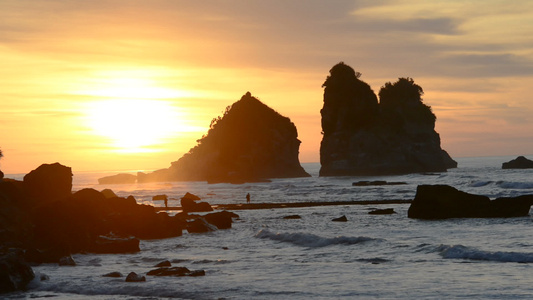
138;92;310;183
408;185;533;219
125;272;145;282
319;63;457;176
369;208;396;215
332;215;348;222
502;156;533;169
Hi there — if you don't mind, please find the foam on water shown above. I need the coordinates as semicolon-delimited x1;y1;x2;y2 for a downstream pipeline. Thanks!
438;244;533;263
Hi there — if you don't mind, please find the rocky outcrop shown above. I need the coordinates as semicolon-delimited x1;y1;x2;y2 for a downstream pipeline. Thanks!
180;192;213;213
502;156;533;169
138;92;310;183
320;62;457;176
23;162;72;203
408;185;533;219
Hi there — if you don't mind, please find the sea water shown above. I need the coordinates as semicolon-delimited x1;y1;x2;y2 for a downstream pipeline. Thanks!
5;156;533;299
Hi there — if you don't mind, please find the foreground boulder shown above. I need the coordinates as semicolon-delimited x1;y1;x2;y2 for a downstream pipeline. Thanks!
408;185;533;219
502;156;533;169
137;92;310;183
0;251;35;293
320;63;456;176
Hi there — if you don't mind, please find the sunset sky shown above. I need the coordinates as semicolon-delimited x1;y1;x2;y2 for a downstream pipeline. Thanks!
1;0;532;174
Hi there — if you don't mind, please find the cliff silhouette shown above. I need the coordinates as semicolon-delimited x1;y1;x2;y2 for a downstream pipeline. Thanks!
320;62;457;176
138;92;310;183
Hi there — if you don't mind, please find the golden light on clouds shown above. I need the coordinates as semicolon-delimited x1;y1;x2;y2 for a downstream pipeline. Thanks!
1;0;532;173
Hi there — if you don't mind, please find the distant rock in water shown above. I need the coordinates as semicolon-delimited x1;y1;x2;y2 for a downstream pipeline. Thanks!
319;62;457;176
98;173;137;184
502;156;533;169
138;92;310;183
408;184;533;219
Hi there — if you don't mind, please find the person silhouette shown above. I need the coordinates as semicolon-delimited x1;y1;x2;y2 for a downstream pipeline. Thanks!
246;193;251;204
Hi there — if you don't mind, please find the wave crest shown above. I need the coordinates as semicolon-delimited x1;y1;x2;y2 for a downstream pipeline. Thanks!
255;229;379;248
438;244;533;263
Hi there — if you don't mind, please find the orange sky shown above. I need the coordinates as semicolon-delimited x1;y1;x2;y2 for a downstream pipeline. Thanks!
1;1;532;174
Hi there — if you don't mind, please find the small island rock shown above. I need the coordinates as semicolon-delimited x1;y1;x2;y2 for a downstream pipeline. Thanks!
137;92;310;183
320;63;457;176
502;156;533;169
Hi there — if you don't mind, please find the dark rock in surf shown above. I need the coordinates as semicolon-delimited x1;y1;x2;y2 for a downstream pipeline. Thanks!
147;266;205;277
102;271;123;277
58;255;76;266
186;218;216;233
369;208;396;215
408;185;490;219
98;173;137;184
283;215;302;219
319;63;457;176
0;251;35;294
408;184;533;219
502;156;533;169
154;260;171;268
125;272;145;282
352;181;407;186
332;215;348;222
138;92;310;183
204;210;239;229
90;235;140;254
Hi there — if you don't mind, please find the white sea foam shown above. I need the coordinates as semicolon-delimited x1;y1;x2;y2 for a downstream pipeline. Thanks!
438;244;533;263
254;229;379;248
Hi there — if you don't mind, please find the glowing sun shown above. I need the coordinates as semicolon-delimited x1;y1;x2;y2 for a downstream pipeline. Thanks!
86;99;185;152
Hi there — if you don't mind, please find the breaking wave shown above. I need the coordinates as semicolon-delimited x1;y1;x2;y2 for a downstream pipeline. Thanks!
255;229;380;248
437;244;533;263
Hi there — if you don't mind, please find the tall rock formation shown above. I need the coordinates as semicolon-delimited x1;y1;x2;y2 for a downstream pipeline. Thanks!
320;62;457;176
138;92;310;183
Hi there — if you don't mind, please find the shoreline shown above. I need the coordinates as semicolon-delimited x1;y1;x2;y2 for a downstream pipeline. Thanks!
155;199;412;212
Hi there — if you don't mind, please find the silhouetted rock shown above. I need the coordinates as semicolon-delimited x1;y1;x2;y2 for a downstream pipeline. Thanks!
320;63;457;176
98;173;137;184
0;251;34;294
101;188;118;199
369;208;396;215
408;185;533;219
23;163;72;203
332;215;348;222
180;192;213;213
138;92;310;183
502;156;533;169
125;272;145;282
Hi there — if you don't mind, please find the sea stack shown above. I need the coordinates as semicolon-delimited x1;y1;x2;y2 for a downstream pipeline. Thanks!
319;62;457;176
139;92;310;183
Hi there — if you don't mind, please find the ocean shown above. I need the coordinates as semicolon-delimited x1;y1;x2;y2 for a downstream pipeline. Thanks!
5;155;533;299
